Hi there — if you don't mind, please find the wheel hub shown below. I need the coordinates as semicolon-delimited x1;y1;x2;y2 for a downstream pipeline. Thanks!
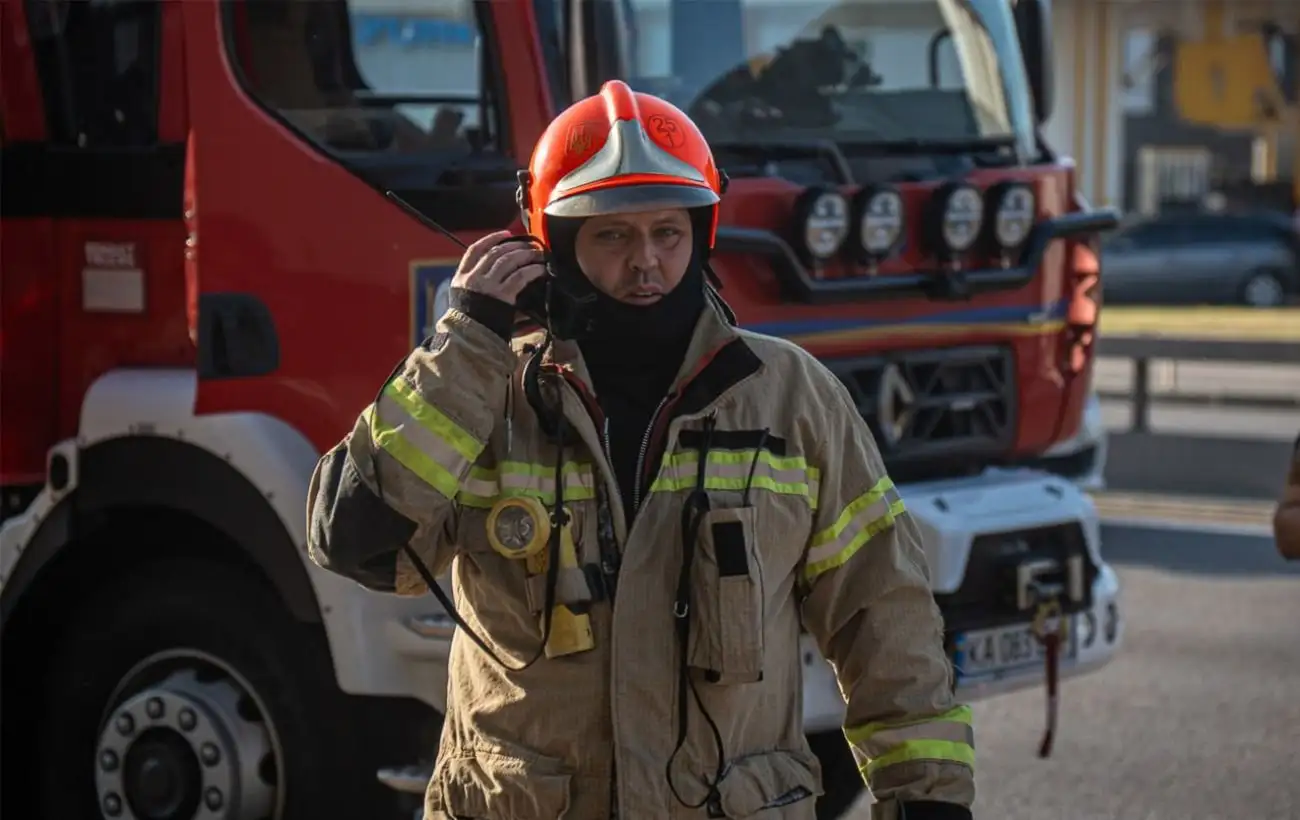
96;666;277;820
123;729;201;818
1245;275;1283;306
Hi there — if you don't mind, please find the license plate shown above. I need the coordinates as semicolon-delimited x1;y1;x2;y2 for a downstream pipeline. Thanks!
954;619;1076;680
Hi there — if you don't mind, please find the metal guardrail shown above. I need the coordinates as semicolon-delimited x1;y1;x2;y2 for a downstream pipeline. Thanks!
1095;336;1300;433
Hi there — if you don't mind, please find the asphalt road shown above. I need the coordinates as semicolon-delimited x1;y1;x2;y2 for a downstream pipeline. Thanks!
846;522;1300;820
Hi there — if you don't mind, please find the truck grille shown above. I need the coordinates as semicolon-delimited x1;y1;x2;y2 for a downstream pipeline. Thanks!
825;345;1015;482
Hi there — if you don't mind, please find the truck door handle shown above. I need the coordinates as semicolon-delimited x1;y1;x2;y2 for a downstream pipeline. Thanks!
197;293;281;379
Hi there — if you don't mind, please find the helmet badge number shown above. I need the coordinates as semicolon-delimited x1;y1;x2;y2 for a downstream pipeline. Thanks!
647;114;685;149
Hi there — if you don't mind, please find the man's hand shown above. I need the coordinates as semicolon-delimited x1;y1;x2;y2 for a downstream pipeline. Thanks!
452;230;547;305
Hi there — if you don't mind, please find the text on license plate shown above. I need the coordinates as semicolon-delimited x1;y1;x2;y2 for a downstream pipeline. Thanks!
955;620;1077;679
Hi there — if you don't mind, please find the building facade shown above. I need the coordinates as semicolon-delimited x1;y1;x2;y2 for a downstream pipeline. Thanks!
1046;0;1297;214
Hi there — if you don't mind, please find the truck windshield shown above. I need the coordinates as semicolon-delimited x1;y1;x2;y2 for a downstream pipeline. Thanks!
619;0;1036;161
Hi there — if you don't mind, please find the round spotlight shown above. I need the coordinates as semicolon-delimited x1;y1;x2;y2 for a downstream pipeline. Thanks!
938;184;984;254
854;186;905;258
795;188;850;262
991;182;1037;250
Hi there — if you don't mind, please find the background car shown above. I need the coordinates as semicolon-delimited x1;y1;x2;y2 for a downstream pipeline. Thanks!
1101;210;1299;307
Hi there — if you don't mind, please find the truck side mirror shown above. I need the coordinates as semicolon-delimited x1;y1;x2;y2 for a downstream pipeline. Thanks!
1014;0;1054;125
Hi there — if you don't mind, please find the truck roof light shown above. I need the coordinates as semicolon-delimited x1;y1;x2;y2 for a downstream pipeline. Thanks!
795;188;850;263
852;185;905;260
990;182;1037;251
927;182;984;257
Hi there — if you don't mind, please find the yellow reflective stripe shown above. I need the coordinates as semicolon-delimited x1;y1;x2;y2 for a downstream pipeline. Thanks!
368;378;486;499
844;705;975;780
460;466;498;502
457;462;598;509
363;405;459;499
802;477;904;583
382;377;481;462
649;450;820;507
862;740;975;779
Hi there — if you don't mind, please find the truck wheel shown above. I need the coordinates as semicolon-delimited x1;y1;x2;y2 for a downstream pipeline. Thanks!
32;557;388;820
809;728;864;820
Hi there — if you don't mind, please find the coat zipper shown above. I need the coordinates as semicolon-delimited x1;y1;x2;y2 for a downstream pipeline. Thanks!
632;393;674;513
597;417;621;595
554;375;624;820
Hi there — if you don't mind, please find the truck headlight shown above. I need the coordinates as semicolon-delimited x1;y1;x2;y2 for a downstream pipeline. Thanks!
795;188;850;262
854;186;905;258
991;182;1037;250
929;182;983;255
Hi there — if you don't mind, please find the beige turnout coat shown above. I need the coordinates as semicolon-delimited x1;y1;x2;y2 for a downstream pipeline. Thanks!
307;301;976;819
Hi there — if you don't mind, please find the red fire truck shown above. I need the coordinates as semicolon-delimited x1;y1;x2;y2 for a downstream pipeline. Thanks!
0;1;1123;819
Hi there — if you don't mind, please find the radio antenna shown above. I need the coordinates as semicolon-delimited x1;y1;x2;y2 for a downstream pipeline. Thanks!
385;190;469;249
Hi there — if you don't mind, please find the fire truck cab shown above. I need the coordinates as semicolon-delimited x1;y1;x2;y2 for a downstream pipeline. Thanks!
1;2;1122;819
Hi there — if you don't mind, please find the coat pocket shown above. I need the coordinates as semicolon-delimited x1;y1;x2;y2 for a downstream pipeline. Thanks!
712;748;823;819
689;505;765;684
430;744;573;820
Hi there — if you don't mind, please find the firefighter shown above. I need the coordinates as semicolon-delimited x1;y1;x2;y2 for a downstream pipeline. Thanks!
306;80;974;820
1274;433;1300;559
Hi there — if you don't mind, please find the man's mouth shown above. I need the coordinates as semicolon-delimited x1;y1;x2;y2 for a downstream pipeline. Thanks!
625;287;663;305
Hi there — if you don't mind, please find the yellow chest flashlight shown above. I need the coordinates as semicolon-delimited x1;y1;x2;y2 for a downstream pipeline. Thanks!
484;496;595;658
486;496;551;563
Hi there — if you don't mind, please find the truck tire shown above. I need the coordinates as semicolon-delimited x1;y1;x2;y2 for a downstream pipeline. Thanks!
30;556;396;820
809;728;864;819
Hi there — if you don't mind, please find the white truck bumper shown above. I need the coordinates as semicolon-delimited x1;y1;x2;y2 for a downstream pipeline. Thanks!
801;467;1124;734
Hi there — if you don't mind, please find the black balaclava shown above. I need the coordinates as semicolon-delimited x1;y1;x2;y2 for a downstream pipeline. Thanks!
545;210;711;365
545;208;713;522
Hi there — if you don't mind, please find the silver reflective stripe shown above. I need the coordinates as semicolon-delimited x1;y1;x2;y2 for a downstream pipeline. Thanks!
457;463;598;507
461;470;497;499
499;465;595;497
650;451;819;505
552;119;706;198
374;392;470;478
843;705;976;779
848;720;975;768
803;479;905;582
805;482;902;567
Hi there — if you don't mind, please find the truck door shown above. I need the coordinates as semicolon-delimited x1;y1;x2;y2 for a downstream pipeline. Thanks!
2;0;186;479
181;0;560;451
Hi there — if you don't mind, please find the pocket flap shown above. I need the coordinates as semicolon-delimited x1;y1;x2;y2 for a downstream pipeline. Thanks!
717;749;823;818
437;749;573;820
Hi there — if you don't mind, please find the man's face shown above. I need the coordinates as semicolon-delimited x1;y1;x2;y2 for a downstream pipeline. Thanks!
574;208;694;306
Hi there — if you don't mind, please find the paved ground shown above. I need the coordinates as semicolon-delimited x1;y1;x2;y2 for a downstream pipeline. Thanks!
845;522;1300;820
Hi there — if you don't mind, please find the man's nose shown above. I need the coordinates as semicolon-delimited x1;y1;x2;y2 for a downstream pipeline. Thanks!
628;233;657;273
